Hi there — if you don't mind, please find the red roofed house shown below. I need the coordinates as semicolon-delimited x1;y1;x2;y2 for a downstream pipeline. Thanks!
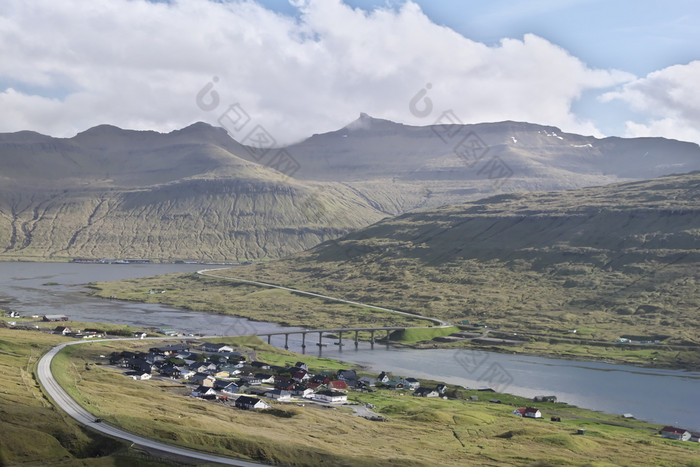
328;380;348;391
661;426;691;441
514;407;542;418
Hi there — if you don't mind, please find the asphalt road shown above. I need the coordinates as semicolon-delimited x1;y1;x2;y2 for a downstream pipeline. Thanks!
197;268;451;327
37;338;265;466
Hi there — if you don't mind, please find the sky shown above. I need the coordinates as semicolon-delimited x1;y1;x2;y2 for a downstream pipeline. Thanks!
1;0;699;144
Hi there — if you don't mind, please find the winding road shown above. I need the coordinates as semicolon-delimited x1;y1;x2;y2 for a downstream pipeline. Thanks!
197;268;451;327
37;337;265;466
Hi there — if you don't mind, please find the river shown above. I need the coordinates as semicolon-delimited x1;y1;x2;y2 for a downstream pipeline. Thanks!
1;262;698;431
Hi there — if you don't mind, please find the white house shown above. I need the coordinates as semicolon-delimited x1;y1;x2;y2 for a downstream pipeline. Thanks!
131;372;151;381
266;389;292;401
235;396;270;410
133;332;147;339
313;390;347;404
662;426;691;441
402;378;421;390
513;407;542;418
413;388;439;398
202;342;235;353
191;386;217;398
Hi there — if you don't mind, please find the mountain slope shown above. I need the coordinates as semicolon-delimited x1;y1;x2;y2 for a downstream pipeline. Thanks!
218;172;700;349
0;124;387;260
1;118;699;261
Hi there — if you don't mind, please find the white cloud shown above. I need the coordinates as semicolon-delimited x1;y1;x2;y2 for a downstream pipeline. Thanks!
0;0;634;142
601;61;700;144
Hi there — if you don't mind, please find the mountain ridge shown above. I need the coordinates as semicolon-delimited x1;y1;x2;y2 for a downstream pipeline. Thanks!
1;117;699;260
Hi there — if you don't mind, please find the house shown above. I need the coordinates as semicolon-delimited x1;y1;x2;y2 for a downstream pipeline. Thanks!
43;315;68;322
661;426;691;441
189;362;209;373
151;344;190;356
328;380;348;391
436;384;447;396
53;326;72;335
515;407;545;419
266;389;292;401
533;395;557;403
179;368;195;379
358;377;376;387
311;374;331;385
470;395;479;401
127;372;151;381
292;370;310;382
240;374;262;386
110;351;137;367
250;361;271;370
689;432;700;443
235;396;270;410
337;369;357;383
403;378;421;390
191;386;217;398
214;381;240;394
295;361;308;371
413;387;439;398
377;371;390;384
133;332;147;339
313;390;348;404
384;378;405;390
275;379;296;391
214;370;230;379
159;364;182;379
292;386;315;398
189;372;216;387
201;342;234;353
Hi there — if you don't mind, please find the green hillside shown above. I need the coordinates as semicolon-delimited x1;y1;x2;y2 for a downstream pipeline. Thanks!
209;172;700;363
90;172;700;367
0;123;390;261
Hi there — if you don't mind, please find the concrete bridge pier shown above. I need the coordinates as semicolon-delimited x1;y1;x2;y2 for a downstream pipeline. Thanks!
370;330;375;348
301;333;306;349
318;331;323;348
338;331;343;350
267;335;271;345
284;333;289;350
354;330;359;348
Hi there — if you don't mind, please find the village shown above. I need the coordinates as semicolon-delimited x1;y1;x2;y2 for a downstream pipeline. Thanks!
106;340;451;419
103;340;700;443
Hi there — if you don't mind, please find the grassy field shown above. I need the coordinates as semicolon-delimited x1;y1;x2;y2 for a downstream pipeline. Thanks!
0;326;178;466
89;269;699;369
49;335;700;466
88;272;434;331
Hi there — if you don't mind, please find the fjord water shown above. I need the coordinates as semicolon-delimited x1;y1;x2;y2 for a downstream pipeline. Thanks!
1;262;698;431
0;262;302;336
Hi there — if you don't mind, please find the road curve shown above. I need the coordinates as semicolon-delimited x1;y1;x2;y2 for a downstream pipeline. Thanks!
197;269;451;327
37;337;265;467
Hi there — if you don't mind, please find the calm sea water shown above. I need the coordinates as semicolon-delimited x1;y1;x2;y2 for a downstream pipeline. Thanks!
1;262;698;431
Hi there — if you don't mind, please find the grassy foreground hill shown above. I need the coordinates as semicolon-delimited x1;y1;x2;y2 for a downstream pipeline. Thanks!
42;334;700;466
92;172;700;367
0;325;176;466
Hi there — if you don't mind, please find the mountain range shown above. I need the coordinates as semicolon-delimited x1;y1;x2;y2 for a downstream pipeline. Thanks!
1;115;699;260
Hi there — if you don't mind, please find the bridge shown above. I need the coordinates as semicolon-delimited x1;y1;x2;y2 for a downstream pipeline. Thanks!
257;327;407;349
